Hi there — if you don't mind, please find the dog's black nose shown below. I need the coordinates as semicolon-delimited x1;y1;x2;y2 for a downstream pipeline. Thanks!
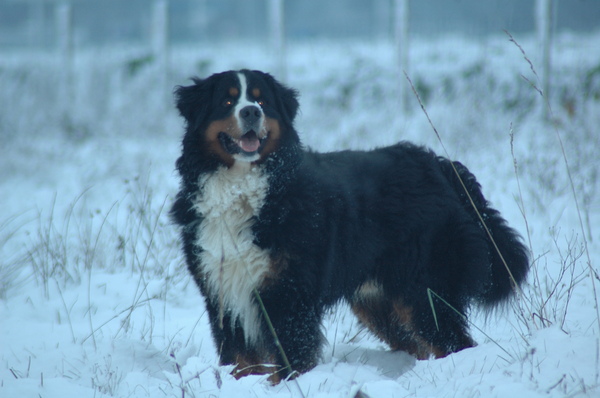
239;105;262;124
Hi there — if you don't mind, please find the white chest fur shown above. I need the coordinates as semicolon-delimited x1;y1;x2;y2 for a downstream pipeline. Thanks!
193;162;270;343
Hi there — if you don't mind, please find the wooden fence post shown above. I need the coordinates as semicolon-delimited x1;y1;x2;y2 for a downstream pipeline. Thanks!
535;0;553;119
55;1;73;121
268;0;286;81
152;0;169;108
394;0;410;113
152;0;169;69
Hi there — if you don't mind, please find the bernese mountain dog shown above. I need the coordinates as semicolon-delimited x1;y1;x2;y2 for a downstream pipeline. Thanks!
171;69;529;382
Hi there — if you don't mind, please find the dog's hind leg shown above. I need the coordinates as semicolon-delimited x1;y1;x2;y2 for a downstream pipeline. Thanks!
351;280;474;359
351;281;434;359
406;294;476;358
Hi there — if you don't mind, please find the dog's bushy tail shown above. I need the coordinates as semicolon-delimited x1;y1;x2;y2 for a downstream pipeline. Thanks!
438;158;530;307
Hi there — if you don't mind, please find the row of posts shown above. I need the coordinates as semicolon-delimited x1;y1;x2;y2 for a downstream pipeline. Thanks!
51;0;554;118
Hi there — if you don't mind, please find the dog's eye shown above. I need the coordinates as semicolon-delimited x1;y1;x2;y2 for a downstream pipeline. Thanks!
257;100;266;107
223;99;233;107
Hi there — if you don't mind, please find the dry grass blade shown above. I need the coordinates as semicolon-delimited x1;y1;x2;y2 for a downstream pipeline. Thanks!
504;30;543;97
505;32;600;334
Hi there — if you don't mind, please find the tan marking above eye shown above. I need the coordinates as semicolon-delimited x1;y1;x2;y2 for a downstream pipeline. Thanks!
252;88;261;98
229;87;239;97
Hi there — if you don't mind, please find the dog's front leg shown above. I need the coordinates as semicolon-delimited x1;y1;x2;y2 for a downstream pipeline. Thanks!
257;279;324;380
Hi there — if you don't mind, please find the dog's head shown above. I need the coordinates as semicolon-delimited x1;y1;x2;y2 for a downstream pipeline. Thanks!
175;70;300;170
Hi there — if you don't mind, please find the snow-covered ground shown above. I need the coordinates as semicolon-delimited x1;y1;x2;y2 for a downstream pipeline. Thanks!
1;31;599;397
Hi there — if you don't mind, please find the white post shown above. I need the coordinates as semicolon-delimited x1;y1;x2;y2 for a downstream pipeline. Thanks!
394;0;410;113
152;0;169;105
152;0;169;65
535;0;552;118
56;1;73;72
56;1;73;120
268;0;286;80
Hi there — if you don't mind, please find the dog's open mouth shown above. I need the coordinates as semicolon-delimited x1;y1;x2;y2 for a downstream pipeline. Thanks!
219;130;266;156
239;130;261;152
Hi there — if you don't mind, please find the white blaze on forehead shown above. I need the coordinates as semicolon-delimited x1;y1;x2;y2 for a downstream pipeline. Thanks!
234;72;265;126
232;72;267;163
234;72;262;121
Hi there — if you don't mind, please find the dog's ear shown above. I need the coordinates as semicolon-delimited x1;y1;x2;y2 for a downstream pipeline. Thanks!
174;77;212;126
258;72;300;122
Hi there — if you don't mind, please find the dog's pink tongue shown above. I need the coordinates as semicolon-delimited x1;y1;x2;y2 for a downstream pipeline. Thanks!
239;133;260;152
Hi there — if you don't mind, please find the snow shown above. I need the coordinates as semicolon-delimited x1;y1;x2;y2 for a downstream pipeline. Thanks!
1;31;599;397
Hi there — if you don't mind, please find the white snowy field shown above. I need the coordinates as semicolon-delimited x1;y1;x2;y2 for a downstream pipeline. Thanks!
1;31;599;397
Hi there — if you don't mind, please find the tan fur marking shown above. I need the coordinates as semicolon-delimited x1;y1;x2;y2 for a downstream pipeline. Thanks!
252;87;261;98
259;252;290;289
205;115;242;167
392;299;447;359
255;117;282;164
350;280;392;345
355;280;384;301
351;289;448;360
232;353;281;384
229;87;239;97
351;303;389;343
206;115;242;140
392;299;413;325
